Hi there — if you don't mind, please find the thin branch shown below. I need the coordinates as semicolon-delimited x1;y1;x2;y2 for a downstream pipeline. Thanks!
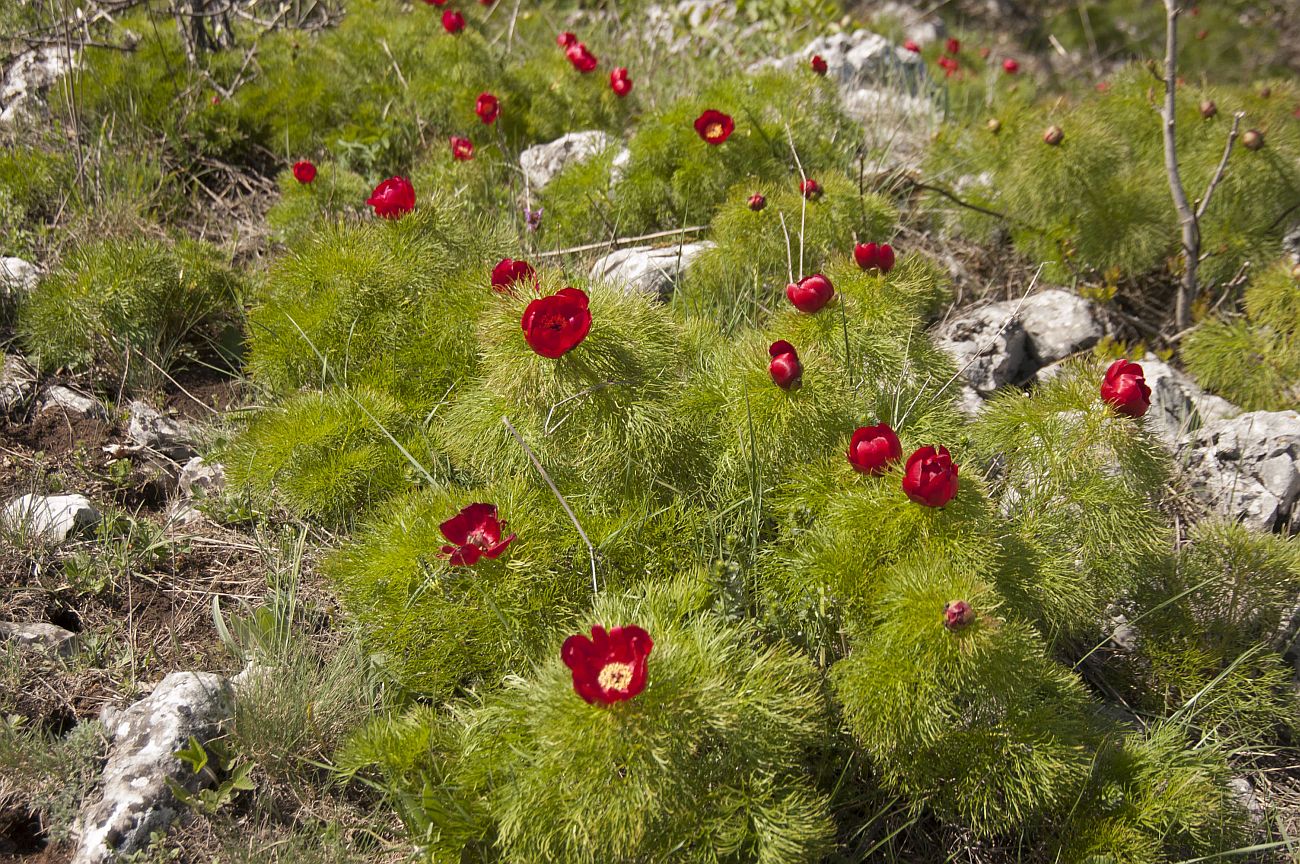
502;415;599;597
533;225;708;259
907;177;1008;220
1195;111;1244;221
1158;0;1199;331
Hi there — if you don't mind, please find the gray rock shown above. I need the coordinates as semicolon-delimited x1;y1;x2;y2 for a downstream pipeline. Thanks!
1229;776;1267;825
37;385;108;421
519;131;610;193
873;0;946;46
1;46;74;126
1;256;38;298
1179;410;1300;533
164;501;205;530
844;86;940;173
934;304;1030;394
178;454;226;501
1017;289;1104;365
589;242;715;301
0;354;36;415
3;494;101;543
73;672;235;864
178;457;225;500
1283;223;1300;265
955;385;986;419
127;401;196;460
1140;354;1238;448
0;621;78;656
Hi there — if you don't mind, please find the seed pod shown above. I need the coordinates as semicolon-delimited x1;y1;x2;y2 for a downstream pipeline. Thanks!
943;600;975;631
1199;99;1217;118
1241;129;1265;151
986;117;1002;134
1043;124;1064;146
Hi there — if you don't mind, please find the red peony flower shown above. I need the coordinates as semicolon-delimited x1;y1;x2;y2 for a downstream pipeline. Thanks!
785;273;834;314
557;31;577;48
902;445;959;507
450;136;474;161
799;178;822;200
848;423;902;475
566;41;598;73
1002;57;1020;74
490;258;537;294
903;39;921;53
747;192;767;211
366;176;415;219
438;503;516;566
811;54;828;75
938;55;959;76
291;160;316;184
768;340;802;390
694;109;734;145
442;9;465;32
480;0;494;4
475;92;500;124
522;287;592;358
944;37;960;54
853;242;896;274
1095;81;1110;92
1100;359;1151;418
562;624;653;705
944;600;974;631
610;66;633;97
424;0;446;5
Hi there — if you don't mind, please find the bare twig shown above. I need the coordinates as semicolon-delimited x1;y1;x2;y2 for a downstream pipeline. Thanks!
1159;0;1198;331
533;225;708;259
1195;111;1244;221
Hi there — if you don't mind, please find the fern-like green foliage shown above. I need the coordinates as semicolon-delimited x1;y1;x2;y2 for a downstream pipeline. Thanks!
927;68;1300;286
970;360;1172;645
1054;724;1245;864
265;162;372;248
1107;521;1300;746
437;271;710;505
833;548;1099;837
18;236;243;389
675;176;899;328
325;483;713;696
1183;259;1300;411
539;70;860;248
373;575;836;863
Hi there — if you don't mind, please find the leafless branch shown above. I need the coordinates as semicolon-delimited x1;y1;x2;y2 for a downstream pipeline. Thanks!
1195;111;1244;221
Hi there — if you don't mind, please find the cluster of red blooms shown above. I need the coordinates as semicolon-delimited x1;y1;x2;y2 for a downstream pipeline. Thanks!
557;32;633;97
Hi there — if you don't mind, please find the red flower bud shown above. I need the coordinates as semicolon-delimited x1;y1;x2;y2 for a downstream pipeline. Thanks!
291;160;316;184
1002;57;1020;74
1100;359;1151;418
475;92;500;124
490;258;537;294
768;340;803;390
450;136;474;161
610;66;633;97
1095;81;1110;92
937;55;959;76
521;287;592;358
785;273;834;314
903;39;921;53
944;37;960;55
902;445;959;507
442;9;465;32
811;54;828;75
799;178;822;200
1043;124;1065;145
566;42;598;73
944;600;974;631
1195;29;1208;40
1199;99;1217;118
853;242;896;274
425;0;446;5
694;109;734;145
747;192;767;211
438;503;516;566
1241;129;1264;151
848;423;902;475
562;624;653;705
366;176;415;219
557;31;577;48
